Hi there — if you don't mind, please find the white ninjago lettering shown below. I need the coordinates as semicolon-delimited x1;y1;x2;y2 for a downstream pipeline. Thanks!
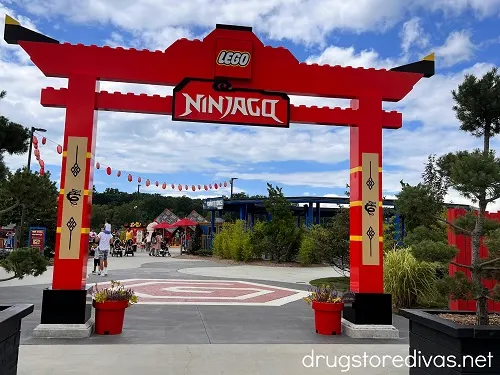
179;94;283;123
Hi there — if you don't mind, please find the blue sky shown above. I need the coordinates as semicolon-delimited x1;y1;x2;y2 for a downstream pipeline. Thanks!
1;1;500;207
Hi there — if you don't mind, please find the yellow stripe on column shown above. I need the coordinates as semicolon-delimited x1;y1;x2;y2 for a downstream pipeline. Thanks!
349;167;383;174
62;151;67;157
59;189;64;195
56;227;62;233
86;152;93;158
81;228;90;234
350;201;383;207
84;190;90;195
350;235;383;242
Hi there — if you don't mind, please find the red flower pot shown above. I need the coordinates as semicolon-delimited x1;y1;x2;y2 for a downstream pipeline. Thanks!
93;300;129;335
312;301;344;335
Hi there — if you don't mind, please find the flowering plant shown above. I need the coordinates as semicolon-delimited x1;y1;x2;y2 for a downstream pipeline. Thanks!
88;280;138;305
304;284;353;304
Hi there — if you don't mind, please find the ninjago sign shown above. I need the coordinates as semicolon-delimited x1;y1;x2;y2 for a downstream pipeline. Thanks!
172;79;290;127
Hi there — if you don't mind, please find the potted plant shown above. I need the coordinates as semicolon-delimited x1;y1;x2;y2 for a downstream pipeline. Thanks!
304;284;351;335
88;280;138;335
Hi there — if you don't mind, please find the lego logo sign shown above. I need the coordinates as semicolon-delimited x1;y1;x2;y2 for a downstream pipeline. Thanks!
214;38;253;79
217;51;251;67
172;78;290;128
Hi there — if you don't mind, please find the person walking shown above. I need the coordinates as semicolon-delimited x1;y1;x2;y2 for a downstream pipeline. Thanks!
151;230;162;256
96;221;113;276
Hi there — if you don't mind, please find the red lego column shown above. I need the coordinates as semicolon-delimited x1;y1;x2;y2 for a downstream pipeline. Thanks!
349;98;384;294
52;75;99;290
343;97;391;326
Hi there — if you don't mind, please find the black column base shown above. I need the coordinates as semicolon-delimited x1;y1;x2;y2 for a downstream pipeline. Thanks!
40;288;91;325
343;293;393;325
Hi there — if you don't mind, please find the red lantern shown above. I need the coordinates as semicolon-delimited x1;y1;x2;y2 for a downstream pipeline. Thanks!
42;137;46;145
33;136;38;145
33;143;38;150
204;185;208;191
106;167;111;175
162;183;166;189
138;177;142;183
128;174;133;182
198;185;201;190
155;181;159;187
96;162;100;169
36;155;40;161
39;167;44;175
178;184;182;191
185;185;188;191
39;160;45;168
117;170;121;177
34;149;40;158
171;184;175;189
224;182;227;187
209;184;212;189
215;183;219;189
146;179;150;187
56;145;62;154
192;185;195;191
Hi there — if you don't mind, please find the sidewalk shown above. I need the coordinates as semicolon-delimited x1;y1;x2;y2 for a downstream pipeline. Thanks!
18;344;409;375
0;247;200;287
177;265;346;284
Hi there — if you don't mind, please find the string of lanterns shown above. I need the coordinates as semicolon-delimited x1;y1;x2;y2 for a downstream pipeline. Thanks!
32;133;229;191
31;135;46;175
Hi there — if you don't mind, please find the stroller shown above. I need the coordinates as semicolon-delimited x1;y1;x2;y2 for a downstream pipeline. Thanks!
158;239;171;257
124;239;135;256
111;237;124;257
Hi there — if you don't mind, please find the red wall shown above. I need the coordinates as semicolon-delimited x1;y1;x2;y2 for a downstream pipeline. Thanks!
447;208;500;312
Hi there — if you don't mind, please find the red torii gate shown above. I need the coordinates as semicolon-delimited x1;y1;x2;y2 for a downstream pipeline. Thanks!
5;16;433;330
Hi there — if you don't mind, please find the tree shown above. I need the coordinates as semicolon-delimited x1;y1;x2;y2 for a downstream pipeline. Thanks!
430;68;500;325
395;181;444;232
191;224;203;254
0;90;30;180
315;207;350;273
0;169;58;249
0;247;49;282
451;67;500;154
261;183;302;262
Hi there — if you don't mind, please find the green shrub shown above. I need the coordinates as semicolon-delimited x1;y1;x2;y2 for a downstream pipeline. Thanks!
298;225;323;266
212;220;252;261
0;247;49;281
248;221;269;259
384;248;438;309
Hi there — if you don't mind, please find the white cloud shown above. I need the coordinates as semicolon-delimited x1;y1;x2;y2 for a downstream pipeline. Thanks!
400;17;429;54
2;5;500;214
435;30;477;67
11;0;500;46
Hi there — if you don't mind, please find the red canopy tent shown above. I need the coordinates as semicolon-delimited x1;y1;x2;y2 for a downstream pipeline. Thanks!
172;218;198;227
155;222;175;229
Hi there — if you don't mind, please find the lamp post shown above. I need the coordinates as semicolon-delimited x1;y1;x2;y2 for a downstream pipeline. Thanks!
229;177;238;199
19;127;47;248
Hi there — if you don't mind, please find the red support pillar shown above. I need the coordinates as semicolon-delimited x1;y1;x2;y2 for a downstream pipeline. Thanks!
349;97;384;293
40;75;98;326
344;97;392;326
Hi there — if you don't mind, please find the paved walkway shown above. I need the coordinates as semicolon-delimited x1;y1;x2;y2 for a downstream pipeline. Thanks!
177;264;346;284
18;344;410;374
1;251;410;374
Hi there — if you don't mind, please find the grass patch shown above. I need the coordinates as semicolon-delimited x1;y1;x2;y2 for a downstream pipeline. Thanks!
309;277;350;291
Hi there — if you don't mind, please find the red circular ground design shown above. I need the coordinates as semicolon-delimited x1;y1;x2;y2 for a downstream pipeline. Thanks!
92;279;308;305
